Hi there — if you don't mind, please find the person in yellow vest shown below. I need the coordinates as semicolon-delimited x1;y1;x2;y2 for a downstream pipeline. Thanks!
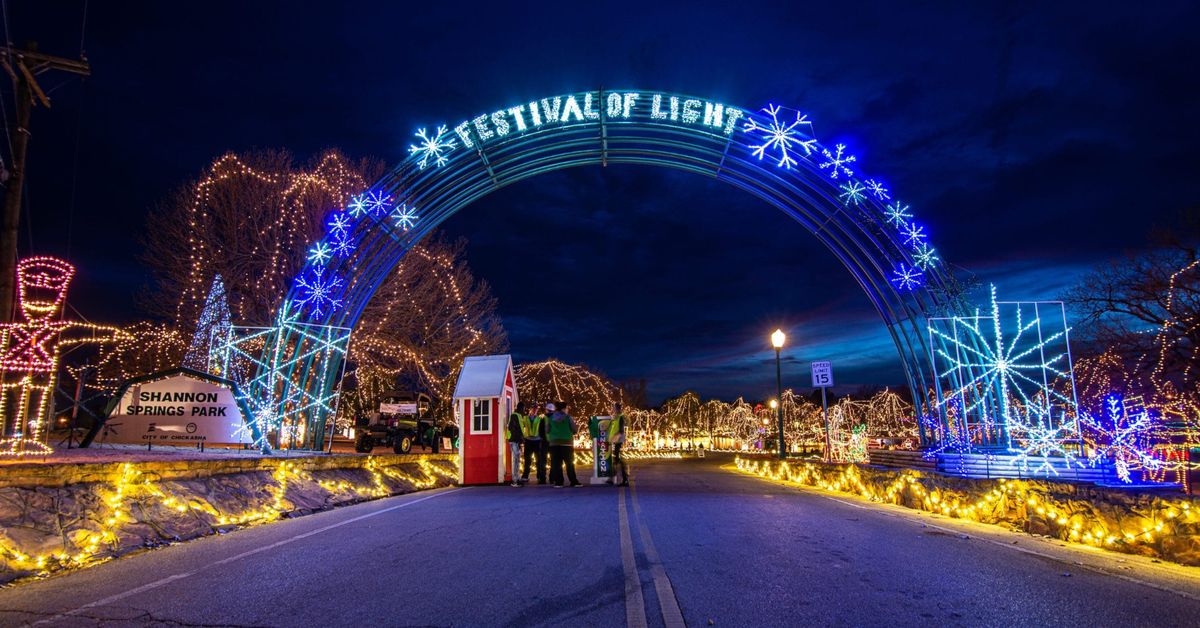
605;402;630;486
506;402;526;487
519;402;548;484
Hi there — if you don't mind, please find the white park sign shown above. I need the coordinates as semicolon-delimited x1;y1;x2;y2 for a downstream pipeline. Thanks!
103;371;251;446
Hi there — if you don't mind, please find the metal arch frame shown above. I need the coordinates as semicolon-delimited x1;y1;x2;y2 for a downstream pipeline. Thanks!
262;89;965;449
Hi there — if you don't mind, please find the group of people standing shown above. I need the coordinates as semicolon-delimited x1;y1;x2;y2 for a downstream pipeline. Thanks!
505;401;630;488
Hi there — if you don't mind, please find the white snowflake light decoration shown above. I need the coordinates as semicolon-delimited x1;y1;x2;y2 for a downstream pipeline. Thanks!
348;191;391;219
891;263;923;291
818;143;856;179
392;203;420;232
294;268;344;318
330;234;354;258
913;243;939;270
1008;407;1080;477
409;125;457;170
307;242;332;268
743;104;816;169
839;181;866;206
901;222;927;248
326;212;352;237
865;179;890;201
884;202;912;228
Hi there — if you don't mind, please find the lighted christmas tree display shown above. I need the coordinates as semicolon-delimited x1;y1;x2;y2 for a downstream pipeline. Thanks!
183;274;233;374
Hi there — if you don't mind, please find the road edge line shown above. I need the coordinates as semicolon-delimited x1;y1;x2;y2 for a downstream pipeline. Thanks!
30;487;466;626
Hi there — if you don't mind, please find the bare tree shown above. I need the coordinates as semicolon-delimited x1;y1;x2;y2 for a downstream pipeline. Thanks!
1064;208;1200;408
135;150;507;417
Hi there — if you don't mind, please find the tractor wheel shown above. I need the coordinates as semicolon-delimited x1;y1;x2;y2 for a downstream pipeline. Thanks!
355;433;374;453
394;434;413;454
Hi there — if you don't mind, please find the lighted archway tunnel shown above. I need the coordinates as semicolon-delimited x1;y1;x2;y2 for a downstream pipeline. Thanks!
233;89;965;449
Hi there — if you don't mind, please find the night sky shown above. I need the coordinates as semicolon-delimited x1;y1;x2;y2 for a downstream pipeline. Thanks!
7;2;1200;403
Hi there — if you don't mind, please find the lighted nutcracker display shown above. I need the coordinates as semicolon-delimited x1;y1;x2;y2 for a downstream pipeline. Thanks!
0;257;128;454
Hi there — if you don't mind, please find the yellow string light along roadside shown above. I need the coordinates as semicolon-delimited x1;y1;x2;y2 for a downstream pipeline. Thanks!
0;455;457;579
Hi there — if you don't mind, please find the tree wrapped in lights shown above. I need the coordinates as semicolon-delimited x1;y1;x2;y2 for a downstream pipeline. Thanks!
1068;250;1200;484
133;150;505;425
182;275;232;374
514;359;619;418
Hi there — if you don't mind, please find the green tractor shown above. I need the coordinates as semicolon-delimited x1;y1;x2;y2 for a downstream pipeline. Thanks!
354;391;434;454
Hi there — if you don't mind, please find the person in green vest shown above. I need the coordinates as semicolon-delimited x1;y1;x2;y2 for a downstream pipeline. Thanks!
506;402;526;487
547;401;581;487
519;402;548;484
605;402;630;486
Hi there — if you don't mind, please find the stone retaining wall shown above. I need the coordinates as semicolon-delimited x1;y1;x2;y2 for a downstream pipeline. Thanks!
735;456;1200;567
0;454;458;584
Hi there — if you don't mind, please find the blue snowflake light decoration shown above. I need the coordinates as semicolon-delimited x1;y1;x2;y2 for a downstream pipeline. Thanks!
743;104;816;169
818;143;856;179
392;203;420;232
409;125;457;170
891;263;923;291
865;179;890;201
294;267;345;318
884;202;912;228
838;181;866;206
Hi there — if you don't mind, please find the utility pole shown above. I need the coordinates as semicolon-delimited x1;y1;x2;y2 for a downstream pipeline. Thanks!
0;43;91;321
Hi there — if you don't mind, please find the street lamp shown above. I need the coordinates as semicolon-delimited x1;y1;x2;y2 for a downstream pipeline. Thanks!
771;329;786;459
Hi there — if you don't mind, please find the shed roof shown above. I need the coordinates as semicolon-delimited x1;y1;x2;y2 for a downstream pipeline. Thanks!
452;355;513;399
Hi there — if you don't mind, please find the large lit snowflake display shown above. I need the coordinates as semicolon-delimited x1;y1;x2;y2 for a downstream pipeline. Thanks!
209;317;351;452
743;104;816;169
1079;394;1159;483
927;285;1081;467
1007;406;1081;476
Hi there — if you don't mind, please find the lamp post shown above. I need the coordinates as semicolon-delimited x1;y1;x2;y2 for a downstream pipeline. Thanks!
771;329;786;459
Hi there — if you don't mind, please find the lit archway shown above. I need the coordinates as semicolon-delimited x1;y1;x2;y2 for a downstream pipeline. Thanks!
241;90;961;448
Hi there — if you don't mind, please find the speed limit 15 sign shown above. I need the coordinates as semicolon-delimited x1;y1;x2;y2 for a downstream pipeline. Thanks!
811;361;834;388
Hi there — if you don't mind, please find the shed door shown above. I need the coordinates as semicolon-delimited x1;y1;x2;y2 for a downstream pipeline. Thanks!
463;398;501;485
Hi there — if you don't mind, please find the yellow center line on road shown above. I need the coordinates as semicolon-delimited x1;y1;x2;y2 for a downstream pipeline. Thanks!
618;487;649;628
629;481;687;628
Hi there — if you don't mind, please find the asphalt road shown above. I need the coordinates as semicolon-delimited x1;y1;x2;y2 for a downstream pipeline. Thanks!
1;454;1199;627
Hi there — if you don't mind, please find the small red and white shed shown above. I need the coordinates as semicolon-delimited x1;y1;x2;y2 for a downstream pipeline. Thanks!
452;355;518;485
